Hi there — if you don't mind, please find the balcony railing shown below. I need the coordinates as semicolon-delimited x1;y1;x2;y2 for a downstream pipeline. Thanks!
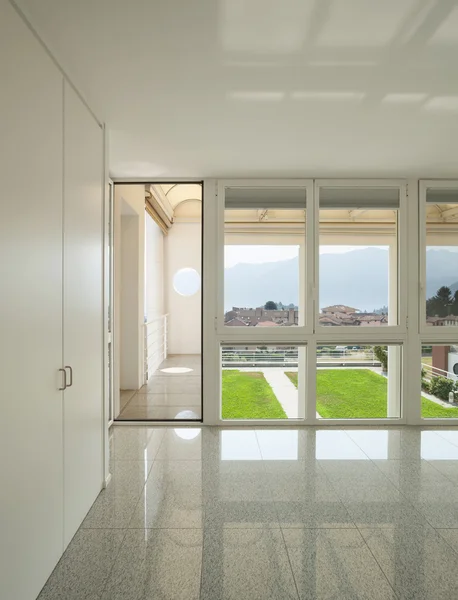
144;314;168;382
422;362;456;381
222;347;380;368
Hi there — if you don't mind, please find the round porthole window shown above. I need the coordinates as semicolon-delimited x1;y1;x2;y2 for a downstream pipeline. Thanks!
453;363;458;376
173;268;200;296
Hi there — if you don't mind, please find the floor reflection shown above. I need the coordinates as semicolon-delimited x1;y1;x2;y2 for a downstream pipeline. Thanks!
40;426;458;600
117;354;202;421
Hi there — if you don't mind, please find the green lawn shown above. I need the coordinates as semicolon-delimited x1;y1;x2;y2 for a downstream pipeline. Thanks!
286;369;458;419
222;370;287;419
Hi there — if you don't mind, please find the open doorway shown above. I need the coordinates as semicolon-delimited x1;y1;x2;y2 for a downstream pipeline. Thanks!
113;182;202;421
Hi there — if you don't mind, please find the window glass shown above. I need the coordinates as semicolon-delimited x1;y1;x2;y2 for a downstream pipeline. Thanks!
224;186;306;327
319;187;399;326
221;345;305;420
316;344;402;419
421;344;458;418
425;189;458;327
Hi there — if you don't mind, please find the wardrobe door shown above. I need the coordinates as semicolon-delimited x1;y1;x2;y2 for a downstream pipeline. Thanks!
63;81;104;546
0;2;64;598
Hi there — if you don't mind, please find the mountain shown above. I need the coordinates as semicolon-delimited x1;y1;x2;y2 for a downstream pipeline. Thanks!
224;248;458;312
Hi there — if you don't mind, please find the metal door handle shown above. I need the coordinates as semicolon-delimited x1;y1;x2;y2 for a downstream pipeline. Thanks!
65;365;73;387
59;368;67;390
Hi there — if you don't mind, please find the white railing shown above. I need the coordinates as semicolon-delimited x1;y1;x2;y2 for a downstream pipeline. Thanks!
422;362;456;381
222;347;379;367
144;314;168;382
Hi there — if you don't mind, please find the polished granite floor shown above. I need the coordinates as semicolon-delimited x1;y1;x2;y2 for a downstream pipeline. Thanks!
38;426;458;599
118;354;202;421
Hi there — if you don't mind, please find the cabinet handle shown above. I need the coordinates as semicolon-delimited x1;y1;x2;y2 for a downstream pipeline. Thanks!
65;366;73;387
59;368;67;391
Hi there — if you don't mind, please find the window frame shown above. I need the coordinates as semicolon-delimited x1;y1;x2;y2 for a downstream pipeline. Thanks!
314;179;408;340
216;179;315;343
419;179;458;337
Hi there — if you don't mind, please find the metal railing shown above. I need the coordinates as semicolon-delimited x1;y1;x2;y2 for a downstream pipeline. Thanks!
222;347;380;368
144;314;168;382
421;362;456;381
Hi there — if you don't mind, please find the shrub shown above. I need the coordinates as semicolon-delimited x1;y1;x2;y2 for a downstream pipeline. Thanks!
374;346;388;372
422;380;431;394
430;376;456;401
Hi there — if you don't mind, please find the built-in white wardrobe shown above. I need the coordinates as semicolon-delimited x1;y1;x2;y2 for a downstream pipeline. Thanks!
0;2;105;599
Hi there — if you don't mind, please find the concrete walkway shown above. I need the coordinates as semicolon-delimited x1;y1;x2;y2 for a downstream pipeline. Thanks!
262;368;299;418
262;368;322;419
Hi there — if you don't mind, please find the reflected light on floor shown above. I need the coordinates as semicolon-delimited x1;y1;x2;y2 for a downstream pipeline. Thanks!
173;428;201;441
160;367;194;374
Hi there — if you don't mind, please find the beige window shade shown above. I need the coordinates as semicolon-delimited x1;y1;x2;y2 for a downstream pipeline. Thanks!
145;200;170;235
225;187;307;209
320;187;400;209
426;189;458;204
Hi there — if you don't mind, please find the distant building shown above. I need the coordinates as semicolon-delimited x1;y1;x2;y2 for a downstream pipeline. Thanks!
224;306;298;326
320;305;388;326
224;303;389;326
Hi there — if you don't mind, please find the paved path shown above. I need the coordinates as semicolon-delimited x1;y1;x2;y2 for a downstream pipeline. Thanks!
261;368;321;419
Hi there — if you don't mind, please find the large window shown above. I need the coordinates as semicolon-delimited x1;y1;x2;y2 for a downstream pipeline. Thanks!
210;179;458;426
224;185;307;327
318;186;399;327
424;188;458;328
316;344;402;419
221;345;305;420
421;344;458;419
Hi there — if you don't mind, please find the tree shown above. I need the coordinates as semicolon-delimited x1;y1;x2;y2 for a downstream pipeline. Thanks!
264;301;277;310
426;286;455;318
437;286;452;305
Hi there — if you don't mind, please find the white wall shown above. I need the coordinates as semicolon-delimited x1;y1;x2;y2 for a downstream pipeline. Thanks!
165;222;202;355
114;185;145;393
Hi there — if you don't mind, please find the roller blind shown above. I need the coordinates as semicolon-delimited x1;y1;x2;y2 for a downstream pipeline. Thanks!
225;187;306;209
320;187;400;209
426;188;458;204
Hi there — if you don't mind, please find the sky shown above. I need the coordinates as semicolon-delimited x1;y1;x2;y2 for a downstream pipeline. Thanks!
224;245;383;268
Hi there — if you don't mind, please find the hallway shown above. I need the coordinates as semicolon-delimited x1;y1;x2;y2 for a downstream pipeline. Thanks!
39;425;458;599
118;355;202;421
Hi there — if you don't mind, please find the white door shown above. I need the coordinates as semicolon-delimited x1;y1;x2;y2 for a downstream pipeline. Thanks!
0;4;64;598
63;82;104;546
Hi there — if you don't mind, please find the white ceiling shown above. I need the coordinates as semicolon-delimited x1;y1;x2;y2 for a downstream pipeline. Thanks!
16;0;458;178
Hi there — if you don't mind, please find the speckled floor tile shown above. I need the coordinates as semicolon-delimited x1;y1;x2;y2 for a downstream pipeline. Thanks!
427;460;458;485
155;428;203;460
118;405;202;420
200;528;299;600
436;529;458;553
110;427;165;461
38;529;125;600
373;459;454;499
101;529;202;600
138;378;201;395
341;498;428;529
412;499;458;528
255;429;311;460
204;500;280;529
275;497;356;529
360;525;458;599
107;460;153;497
81;487;141;529
282;528;396;599
122;392;202;407
127;461;203;528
